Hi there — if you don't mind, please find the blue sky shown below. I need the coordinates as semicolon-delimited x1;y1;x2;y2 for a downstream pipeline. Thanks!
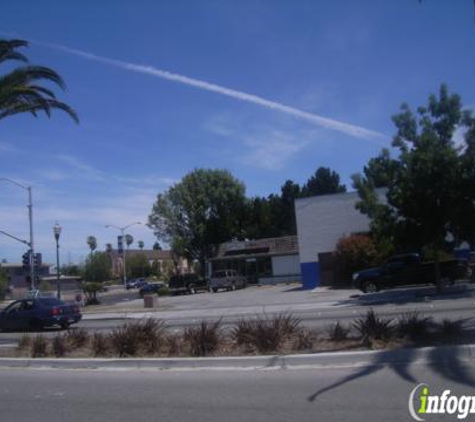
1;0;474;265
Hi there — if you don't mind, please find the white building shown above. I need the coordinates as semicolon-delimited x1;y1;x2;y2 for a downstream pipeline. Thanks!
295;191;383;289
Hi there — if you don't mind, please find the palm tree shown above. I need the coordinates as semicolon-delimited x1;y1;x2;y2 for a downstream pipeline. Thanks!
105;243;113;253
125;234;134;250
138;240;144;250
86;236;97;258
0;39;78;122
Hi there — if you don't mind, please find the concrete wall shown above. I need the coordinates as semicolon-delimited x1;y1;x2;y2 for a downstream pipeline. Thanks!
271;254;300;276
295;190;385;289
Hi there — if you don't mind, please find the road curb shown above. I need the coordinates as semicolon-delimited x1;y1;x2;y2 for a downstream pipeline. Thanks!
0;344;474;371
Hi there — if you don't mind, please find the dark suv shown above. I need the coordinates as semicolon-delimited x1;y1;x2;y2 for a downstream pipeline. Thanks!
168;274;208;295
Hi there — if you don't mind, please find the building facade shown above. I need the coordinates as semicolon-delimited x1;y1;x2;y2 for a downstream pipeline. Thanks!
207;236;301;285
295;191;382;289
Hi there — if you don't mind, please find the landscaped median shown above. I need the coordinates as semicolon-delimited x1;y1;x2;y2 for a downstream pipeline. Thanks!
1;310;474;369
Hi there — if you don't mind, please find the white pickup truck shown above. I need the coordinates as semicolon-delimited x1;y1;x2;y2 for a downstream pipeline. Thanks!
208;269;247;293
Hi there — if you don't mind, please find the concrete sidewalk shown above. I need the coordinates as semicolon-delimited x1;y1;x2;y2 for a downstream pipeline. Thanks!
0;344;473;371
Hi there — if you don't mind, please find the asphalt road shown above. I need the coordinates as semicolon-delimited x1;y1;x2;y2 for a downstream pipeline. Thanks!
1;284;474;344
1;360;474;422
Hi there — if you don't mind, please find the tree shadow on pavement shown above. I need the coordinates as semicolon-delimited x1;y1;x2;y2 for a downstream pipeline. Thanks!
307;345;475;402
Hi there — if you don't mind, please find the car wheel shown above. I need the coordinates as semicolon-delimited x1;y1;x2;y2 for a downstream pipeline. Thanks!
29;319;43;332
60;321;70;330
212;287;218;293
362;280;379;294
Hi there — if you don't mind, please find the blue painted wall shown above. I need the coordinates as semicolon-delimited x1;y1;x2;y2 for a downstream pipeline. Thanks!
300;262;320;290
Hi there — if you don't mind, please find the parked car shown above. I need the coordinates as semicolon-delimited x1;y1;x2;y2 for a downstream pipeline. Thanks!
208;269;247;293
139;282;165;296
352;253;471;293
0;297;82;331
126;278;148;290
168;273;208;295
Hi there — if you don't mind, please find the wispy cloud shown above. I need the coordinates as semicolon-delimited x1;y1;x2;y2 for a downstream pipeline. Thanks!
34;39;387;141
0;141;18;154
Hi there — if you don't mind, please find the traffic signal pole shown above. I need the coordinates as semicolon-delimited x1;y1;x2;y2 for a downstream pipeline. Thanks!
27;186;35;289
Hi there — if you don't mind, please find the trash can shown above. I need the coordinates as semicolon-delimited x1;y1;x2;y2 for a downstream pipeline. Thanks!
143;294;156;308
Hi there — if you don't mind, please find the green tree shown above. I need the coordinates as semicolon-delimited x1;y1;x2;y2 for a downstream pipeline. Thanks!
148;168;247;275
105;243;113;253
301;167;346;197
126;253;151;279
0;39;78;122
152;241;162;250
125;234;134;250
137;240;144;250
0;267;8;300
83;251;111;283
87;236;97;257
60;264;81;276
353;84;475;291
361;148;399;188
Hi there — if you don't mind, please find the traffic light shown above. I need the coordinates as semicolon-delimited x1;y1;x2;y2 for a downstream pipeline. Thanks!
22;250;31;271
33;253;42;270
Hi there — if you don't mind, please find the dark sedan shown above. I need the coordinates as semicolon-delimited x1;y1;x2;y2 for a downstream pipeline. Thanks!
0;298;82;331
139;282;165;296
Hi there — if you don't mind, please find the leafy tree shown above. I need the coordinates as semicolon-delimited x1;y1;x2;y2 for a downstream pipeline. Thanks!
279;180;301;235
83;252;111;283
60;264;81;276
86;236;97;257
0;39;78;122
353;84;475;291
126;252;151;279
105;243;113;253
125;234;134;249
336;234;381;280
301;167;346;198
137;240;144;250
148;168;247;274
361;148;399;188
152;241;162;250
0;267;8;300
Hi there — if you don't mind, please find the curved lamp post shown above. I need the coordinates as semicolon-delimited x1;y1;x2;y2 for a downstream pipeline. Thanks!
53;222;62;299
105;222;141;287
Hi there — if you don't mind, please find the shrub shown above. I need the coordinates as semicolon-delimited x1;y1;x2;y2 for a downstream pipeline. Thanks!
292;329;314;351
134;319;167;353
165;333;183;357
437;319;464;343
336;234;380;278
157;286;170;297
91;333;109;357
353;309;393;346
52;335;68;357
396;312;433;343
184;320;222;357
31;335;48;357
65;328;89;349
110;324;142;357
327;321;350;342
18;334;31;350
38;280;52;292
233;313;301;353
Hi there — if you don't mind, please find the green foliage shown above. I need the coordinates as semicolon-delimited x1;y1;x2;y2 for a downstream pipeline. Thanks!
0;39;78;123
396;312;433;343
327;321;350;342
149;169;247;272
30;335;48;357
301;167;346;197
83;251;111;283
86;235;97;253
82;281;103;304
0;267;8;300
60;264;81;276
335;234;381;277
153;241;162;250
353;85;475;285
38;280;51;292
126;252;151;279
353;309;394;347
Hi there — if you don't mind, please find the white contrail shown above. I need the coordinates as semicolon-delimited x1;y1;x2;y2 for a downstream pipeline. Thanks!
35;40;386;140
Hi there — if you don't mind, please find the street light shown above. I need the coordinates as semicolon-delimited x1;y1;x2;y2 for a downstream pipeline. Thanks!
0;178;35;289
53;222;62;300
105;222;141;288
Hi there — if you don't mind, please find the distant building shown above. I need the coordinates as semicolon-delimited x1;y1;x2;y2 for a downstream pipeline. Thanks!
108;249;190;277
0;262;51;288
208;236;301;285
